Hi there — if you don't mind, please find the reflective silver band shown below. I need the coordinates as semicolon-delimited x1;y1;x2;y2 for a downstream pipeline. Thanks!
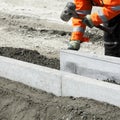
98;9;108;22
111;5;120;11
104;42;118;45
76;10;91;15
73;26;85;33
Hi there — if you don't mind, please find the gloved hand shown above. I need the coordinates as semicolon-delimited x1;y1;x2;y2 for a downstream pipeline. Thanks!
68;40;80;50
82;15;94;28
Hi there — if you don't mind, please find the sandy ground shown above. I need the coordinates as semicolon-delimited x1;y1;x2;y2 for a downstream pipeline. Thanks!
1;77;120;120
0;0;120;119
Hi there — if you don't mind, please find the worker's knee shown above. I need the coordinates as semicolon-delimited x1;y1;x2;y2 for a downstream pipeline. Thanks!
104;42;120;57
103;16;120;57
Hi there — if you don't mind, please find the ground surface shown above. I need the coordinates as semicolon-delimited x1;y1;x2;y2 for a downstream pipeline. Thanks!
0;0;120;120
1;77;120;120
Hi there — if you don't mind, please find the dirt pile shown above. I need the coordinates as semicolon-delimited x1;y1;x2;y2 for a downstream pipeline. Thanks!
0;47;60;69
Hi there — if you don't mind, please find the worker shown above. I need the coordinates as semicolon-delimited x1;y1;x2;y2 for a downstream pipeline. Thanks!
68;0;120;57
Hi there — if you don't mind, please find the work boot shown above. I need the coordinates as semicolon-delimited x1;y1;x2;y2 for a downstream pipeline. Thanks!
68;40;80;50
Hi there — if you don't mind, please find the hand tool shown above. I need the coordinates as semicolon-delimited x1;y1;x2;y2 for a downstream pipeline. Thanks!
60;2;112;33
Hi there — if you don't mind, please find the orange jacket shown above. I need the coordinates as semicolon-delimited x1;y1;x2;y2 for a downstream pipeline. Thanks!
71;0;120;41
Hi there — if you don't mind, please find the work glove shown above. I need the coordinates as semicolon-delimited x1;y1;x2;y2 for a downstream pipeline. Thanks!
82;15;94;28
68;40;80;50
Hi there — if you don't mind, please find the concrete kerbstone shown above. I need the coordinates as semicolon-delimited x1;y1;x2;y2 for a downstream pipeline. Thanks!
0;56;62;96
60;50;120;83
0;55;120;107
62;73;120;107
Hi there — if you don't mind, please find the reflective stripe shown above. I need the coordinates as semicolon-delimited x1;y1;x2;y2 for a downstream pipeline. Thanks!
76;10;91;15
104;42;118;45
98;9;108;22
73;26;85;33
111;5;120;11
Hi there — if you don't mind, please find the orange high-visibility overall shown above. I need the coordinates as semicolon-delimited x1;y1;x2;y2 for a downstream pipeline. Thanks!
71;0;120;42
